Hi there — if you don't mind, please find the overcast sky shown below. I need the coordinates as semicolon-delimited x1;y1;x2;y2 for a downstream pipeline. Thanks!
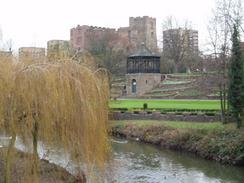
0;0;219;52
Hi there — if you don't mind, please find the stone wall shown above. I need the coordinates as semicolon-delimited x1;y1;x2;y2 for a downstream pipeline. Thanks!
70;25;118;51
110;111;221;122
126;73;161;96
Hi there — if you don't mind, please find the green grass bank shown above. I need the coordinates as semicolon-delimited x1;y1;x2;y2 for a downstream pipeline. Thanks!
110;99;221;111
110;120;244;165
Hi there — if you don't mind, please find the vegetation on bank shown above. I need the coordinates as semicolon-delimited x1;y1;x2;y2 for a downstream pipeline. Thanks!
110;99;221;111
112;120;227;130
111;120;244;165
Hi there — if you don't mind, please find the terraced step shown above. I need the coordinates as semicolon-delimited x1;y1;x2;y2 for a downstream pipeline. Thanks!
149;86;194;93
159;81;194;89
166;73;203;79
143;92;178;98
162;79;193;84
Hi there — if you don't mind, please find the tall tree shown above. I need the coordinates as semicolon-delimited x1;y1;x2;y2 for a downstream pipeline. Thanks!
207;0;243;123
228;25;243;128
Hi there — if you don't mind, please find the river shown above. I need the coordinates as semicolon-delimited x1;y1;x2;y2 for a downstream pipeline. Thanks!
1;136;244;183
110;138;244;183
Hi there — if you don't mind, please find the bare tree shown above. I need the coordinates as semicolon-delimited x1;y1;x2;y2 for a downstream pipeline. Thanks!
162;16;198;73
89;32;128;76
207;0;243;123
0;28;13;52
3;39;13;52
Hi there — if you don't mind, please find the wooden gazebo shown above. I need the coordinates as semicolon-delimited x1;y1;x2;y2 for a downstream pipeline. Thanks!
127;43;160;73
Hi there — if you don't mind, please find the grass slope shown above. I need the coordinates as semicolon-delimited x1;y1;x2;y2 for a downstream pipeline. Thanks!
110;99;221;110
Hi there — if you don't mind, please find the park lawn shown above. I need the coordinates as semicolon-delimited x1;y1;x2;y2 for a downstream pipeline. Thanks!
111;120;234;130
109;99;221;110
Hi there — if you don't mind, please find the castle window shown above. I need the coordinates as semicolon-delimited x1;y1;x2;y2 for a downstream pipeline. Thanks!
151;32;154;37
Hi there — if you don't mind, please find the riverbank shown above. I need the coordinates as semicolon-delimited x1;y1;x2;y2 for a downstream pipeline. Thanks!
0;148;85;183
110;120;244;165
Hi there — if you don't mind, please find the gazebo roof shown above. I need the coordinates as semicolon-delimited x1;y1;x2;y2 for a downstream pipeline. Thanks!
129;43;159;57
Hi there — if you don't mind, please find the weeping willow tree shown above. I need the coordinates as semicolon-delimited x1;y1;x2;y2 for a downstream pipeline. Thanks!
0;56;110;183
0;55;16;183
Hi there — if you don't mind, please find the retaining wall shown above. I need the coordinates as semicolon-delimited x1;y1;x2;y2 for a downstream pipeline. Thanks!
110;111;221;122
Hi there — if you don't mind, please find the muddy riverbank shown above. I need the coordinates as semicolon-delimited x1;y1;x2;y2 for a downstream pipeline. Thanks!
0;148;85;183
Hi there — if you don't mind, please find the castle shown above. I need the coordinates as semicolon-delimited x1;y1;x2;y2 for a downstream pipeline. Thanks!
70;16;158;54
16;16;158;62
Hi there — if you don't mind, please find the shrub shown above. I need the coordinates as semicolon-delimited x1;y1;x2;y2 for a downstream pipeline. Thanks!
205;112;216;116
175;112;183;115
143;103;148;110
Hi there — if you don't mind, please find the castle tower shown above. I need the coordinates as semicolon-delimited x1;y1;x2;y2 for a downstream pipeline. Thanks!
129;16;158;53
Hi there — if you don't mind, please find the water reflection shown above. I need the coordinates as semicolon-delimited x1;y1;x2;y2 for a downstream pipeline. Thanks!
111;139;244;183
1;136;244;183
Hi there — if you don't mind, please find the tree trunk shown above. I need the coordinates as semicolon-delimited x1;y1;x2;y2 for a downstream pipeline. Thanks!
174;65;179;73
237;113;241;129
4;132;16;183
241;108;244;128
32;118;39;183
226;97;230;122
220;84;227;124
223;84;227;123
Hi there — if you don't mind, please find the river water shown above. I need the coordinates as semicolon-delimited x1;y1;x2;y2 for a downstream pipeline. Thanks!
1;136;244;183
110;139;244;183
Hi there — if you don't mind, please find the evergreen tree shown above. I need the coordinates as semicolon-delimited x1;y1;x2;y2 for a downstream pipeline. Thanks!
228;25;244;128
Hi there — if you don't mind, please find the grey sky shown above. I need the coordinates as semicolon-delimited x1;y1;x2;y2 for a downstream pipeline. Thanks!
0;0;217;51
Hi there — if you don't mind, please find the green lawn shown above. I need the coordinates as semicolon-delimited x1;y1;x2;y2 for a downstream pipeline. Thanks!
111;120;231;130
109;99;221;110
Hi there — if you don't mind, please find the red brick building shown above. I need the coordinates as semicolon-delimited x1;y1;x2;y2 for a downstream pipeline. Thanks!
70;16;158;53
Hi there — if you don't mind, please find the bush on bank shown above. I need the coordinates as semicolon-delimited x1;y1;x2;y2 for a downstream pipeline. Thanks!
111;123;244;165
